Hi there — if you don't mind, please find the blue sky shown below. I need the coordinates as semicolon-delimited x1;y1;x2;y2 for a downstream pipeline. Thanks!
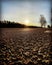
1;0;51;26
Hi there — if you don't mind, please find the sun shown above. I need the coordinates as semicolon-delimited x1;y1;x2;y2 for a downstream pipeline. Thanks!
24;19;30;25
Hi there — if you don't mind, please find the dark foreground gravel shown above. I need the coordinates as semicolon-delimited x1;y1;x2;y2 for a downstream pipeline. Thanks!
0;28;52;65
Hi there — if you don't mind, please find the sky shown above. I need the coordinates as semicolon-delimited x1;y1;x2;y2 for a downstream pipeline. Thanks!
1;0;51;26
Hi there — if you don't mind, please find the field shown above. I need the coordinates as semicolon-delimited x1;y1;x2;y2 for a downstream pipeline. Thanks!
0;28;52;65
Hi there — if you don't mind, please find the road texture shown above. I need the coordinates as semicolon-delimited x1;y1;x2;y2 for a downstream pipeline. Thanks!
0;28;52;65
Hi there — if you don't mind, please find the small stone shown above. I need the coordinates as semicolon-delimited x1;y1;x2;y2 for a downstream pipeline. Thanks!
24;59;31;64
42;60;49;63
37;58;41;61
43;55;46;58
33;48;36;52
23;51;30;57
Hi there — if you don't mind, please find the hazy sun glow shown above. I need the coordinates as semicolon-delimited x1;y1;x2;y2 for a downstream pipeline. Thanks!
24;19;30;25
1;0;51;26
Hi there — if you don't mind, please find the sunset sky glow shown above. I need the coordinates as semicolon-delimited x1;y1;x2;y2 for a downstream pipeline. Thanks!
1;0;51;26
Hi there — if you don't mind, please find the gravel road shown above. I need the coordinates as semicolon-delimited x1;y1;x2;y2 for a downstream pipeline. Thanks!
0;28;52;65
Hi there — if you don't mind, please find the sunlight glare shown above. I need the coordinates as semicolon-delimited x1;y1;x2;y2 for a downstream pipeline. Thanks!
24;19;30;25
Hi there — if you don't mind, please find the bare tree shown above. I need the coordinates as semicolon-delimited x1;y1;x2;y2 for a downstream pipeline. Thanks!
40;15;47;28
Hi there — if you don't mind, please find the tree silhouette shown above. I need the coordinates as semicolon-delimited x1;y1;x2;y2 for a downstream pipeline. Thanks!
40;15;47;28
47;25;50;28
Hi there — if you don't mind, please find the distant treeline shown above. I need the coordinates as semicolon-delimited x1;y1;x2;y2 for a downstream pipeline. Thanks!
0;20;41;28
0;20;51;28
0;20;26;28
